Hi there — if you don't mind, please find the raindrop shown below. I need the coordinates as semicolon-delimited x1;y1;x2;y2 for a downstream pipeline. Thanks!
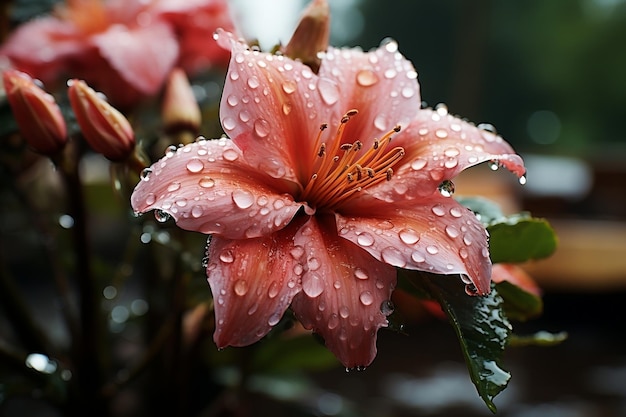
234;280;248;296
519;175;527;185
198;176;215;188
219;250;235;263
167;182;181;192
25;353;57;374
359;291;374;306
253;118;271;138
354;268;369;280
380;300;395;316
191;206;204;218
140;168;152;181
401;86;415;98
154;210;170;223
232;189;254;209
459;247;469;259
268;313;281;326
382;38;398;53
282;103;292;115
247;76;260;89
438;179;455;197
488;161;500;171
384;68;397;79
431;204;446;216
317;78;339;105
435;103;449;116
426;245;439;255
410;158;427;171
381;247;406;267
339;306;350;318
356;69;379;87
223;149;239;161
268;281;280;298
226;95;238;107
477;123;497;134
450;206;463;218
399;228;420;245
435;128;448;139
186;158;204;173
356;232;375;247
302;272;324;297
445;225;460;238
282;80;297;94
165;145;177;157
463;234;473;246
411;251;425;263
222;117;236;131
328;314;339;329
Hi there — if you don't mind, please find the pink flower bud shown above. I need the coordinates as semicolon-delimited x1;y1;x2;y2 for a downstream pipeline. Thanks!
67;79;135;161
161;68;201;135
282;0;330;73
2;70;67;155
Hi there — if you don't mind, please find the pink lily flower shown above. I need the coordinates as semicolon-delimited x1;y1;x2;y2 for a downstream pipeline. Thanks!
131;29;525;368
0;0;233;108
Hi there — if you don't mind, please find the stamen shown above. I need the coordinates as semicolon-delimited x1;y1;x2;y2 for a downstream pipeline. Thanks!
300;110;405;210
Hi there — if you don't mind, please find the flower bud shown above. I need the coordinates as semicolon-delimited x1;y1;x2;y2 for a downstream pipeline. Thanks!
282;0;330;73
67;79;135;161
161;68;201;135
2;70;67;155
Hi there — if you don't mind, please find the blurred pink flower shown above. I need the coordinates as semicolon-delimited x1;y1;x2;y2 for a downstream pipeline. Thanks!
0;0;233;108
131;29;525;368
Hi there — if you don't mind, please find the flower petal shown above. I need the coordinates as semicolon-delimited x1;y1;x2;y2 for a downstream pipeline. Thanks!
335;195;492;294
317;41;421;144
91;20;179;95
130;138;305;239
207;223;304;347
290;215;396;368
372;107;526;200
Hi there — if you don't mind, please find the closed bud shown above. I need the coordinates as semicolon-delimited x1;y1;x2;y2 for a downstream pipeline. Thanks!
68;79;135;162
2;70;67;155
282;0;330;73
162;68;201;135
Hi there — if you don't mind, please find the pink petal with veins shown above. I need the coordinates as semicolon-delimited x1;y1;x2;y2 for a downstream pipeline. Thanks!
91;20;179;95
131;138;306;239
290;216;396;369
335;195;491;294
207;223;304;347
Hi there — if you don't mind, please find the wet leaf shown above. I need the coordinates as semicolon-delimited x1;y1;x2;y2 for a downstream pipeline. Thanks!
488;216;558;263
509;331;568;347
495;280;543;322
456;196;505;225
411;272;511;413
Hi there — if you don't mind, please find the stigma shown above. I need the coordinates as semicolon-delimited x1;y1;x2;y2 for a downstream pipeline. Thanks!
300;110;405;210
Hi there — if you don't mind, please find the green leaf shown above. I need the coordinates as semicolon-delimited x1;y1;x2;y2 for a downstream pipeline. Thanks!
488;216;558;263
456;196;505;225
495;280;543;321
412;273;511;413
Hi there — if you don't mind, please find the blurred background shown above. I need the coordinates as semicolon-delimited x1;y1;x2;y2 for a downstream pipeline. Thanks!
2;0;626;416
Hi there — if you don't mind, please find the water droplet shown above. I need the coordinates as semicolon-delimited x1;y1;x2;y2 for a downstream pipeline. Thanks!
308;257;321;271
223;148;239;161
222;117;236;131
226;95;238;107
318;78;339;105
282;80;297;94
435;103;448;116
328;314;339;329
268;281;280;298
359;291;374;306
465;283;478;296
384;68;397;79
426;245;439;255
459;247;469;259
356;69;379;87
167;182;181;192
247;76;260;89
450;206;463;218
410;158;427;171
302;272;324;297
401;86;415;98
381;247;406;267
233;279;248;296
239;110;250;122
354;268;368;280
145;193;156;205
444;159;458;169
140;168;152;181
253;118;270;138
191;205;204;218
399;228;420;245
411;251;425;263
268;313;281;326
339;306;350;318
445;225;460;238
489;160;500;171
282;102;292;115
519;175;527;185
382;38;398;53
356;232;375;247
198;176;215;188
477;123;497;134
154;210;170;223
290;245;305;259
165;145;177;158
463;234;473;246
431;204;446;217
435;128;448;139
380;300;395;316
219;250;234;263
232;189;254;209
186;158;204;173
438;180;455;197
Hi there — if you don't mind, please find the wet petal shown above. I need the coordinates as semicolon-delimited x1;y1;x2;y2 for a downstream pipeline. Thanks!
290;216;396;368
318;40;421;146
131;138;305;239
373;107;525;200
207;224;303;347
335;195;492;294
91;20;178;94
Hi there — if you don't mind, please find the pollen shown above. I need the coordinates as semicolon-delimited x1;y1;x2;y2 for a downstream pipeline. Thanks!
300;110;405;210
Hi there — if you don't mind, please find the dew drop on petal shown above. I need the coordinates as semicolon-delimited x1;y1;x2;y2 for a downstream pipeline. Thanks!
328;314;339;329
401;86;415;98
140;168;152;181
380;300;395;316
186;158;204;173
191;205;204;218
445;225;460;239
222;117;236;131
268;313;281;326
226;95;238;107
223;149;239;161
154;210;170;223
247;76;260;89
354;268;369;280
233;279;248;296
435;128;448;139
268;281;280;298
431;204;446;217
519;175;527;185
399;228;420;245
450;206;463;218
411;251;425;263
381;247;406;267
356;69;379;87
410;158;427;171
356;232;375;247
459;247;469;259
359;291;374;306
167;182;181;192
219;250;234;263
253;118;270;138
198;176;215;188
232;189;254;209
145;193;156;205
282;103;292;115
426;245;439;255
339;305;350;318
438;180;455;197
317;78;339;105
302;272;324;297
282;79;297;94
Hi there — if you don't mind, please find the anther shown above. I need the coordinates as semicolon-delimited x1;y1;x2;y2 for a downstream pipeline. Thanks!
320;123;328;131
340;143;352;151
347;173;354;182
386;168;394;181
346;109;358;117
318;143;326;157
366;168;375;178
393;125;401;133
373;140;379;150
353;140;362;151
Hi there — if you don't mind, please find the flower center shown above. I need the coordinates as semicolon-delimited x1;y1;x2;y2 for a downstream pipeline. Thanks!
299;109;405;210
58;0;110;35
